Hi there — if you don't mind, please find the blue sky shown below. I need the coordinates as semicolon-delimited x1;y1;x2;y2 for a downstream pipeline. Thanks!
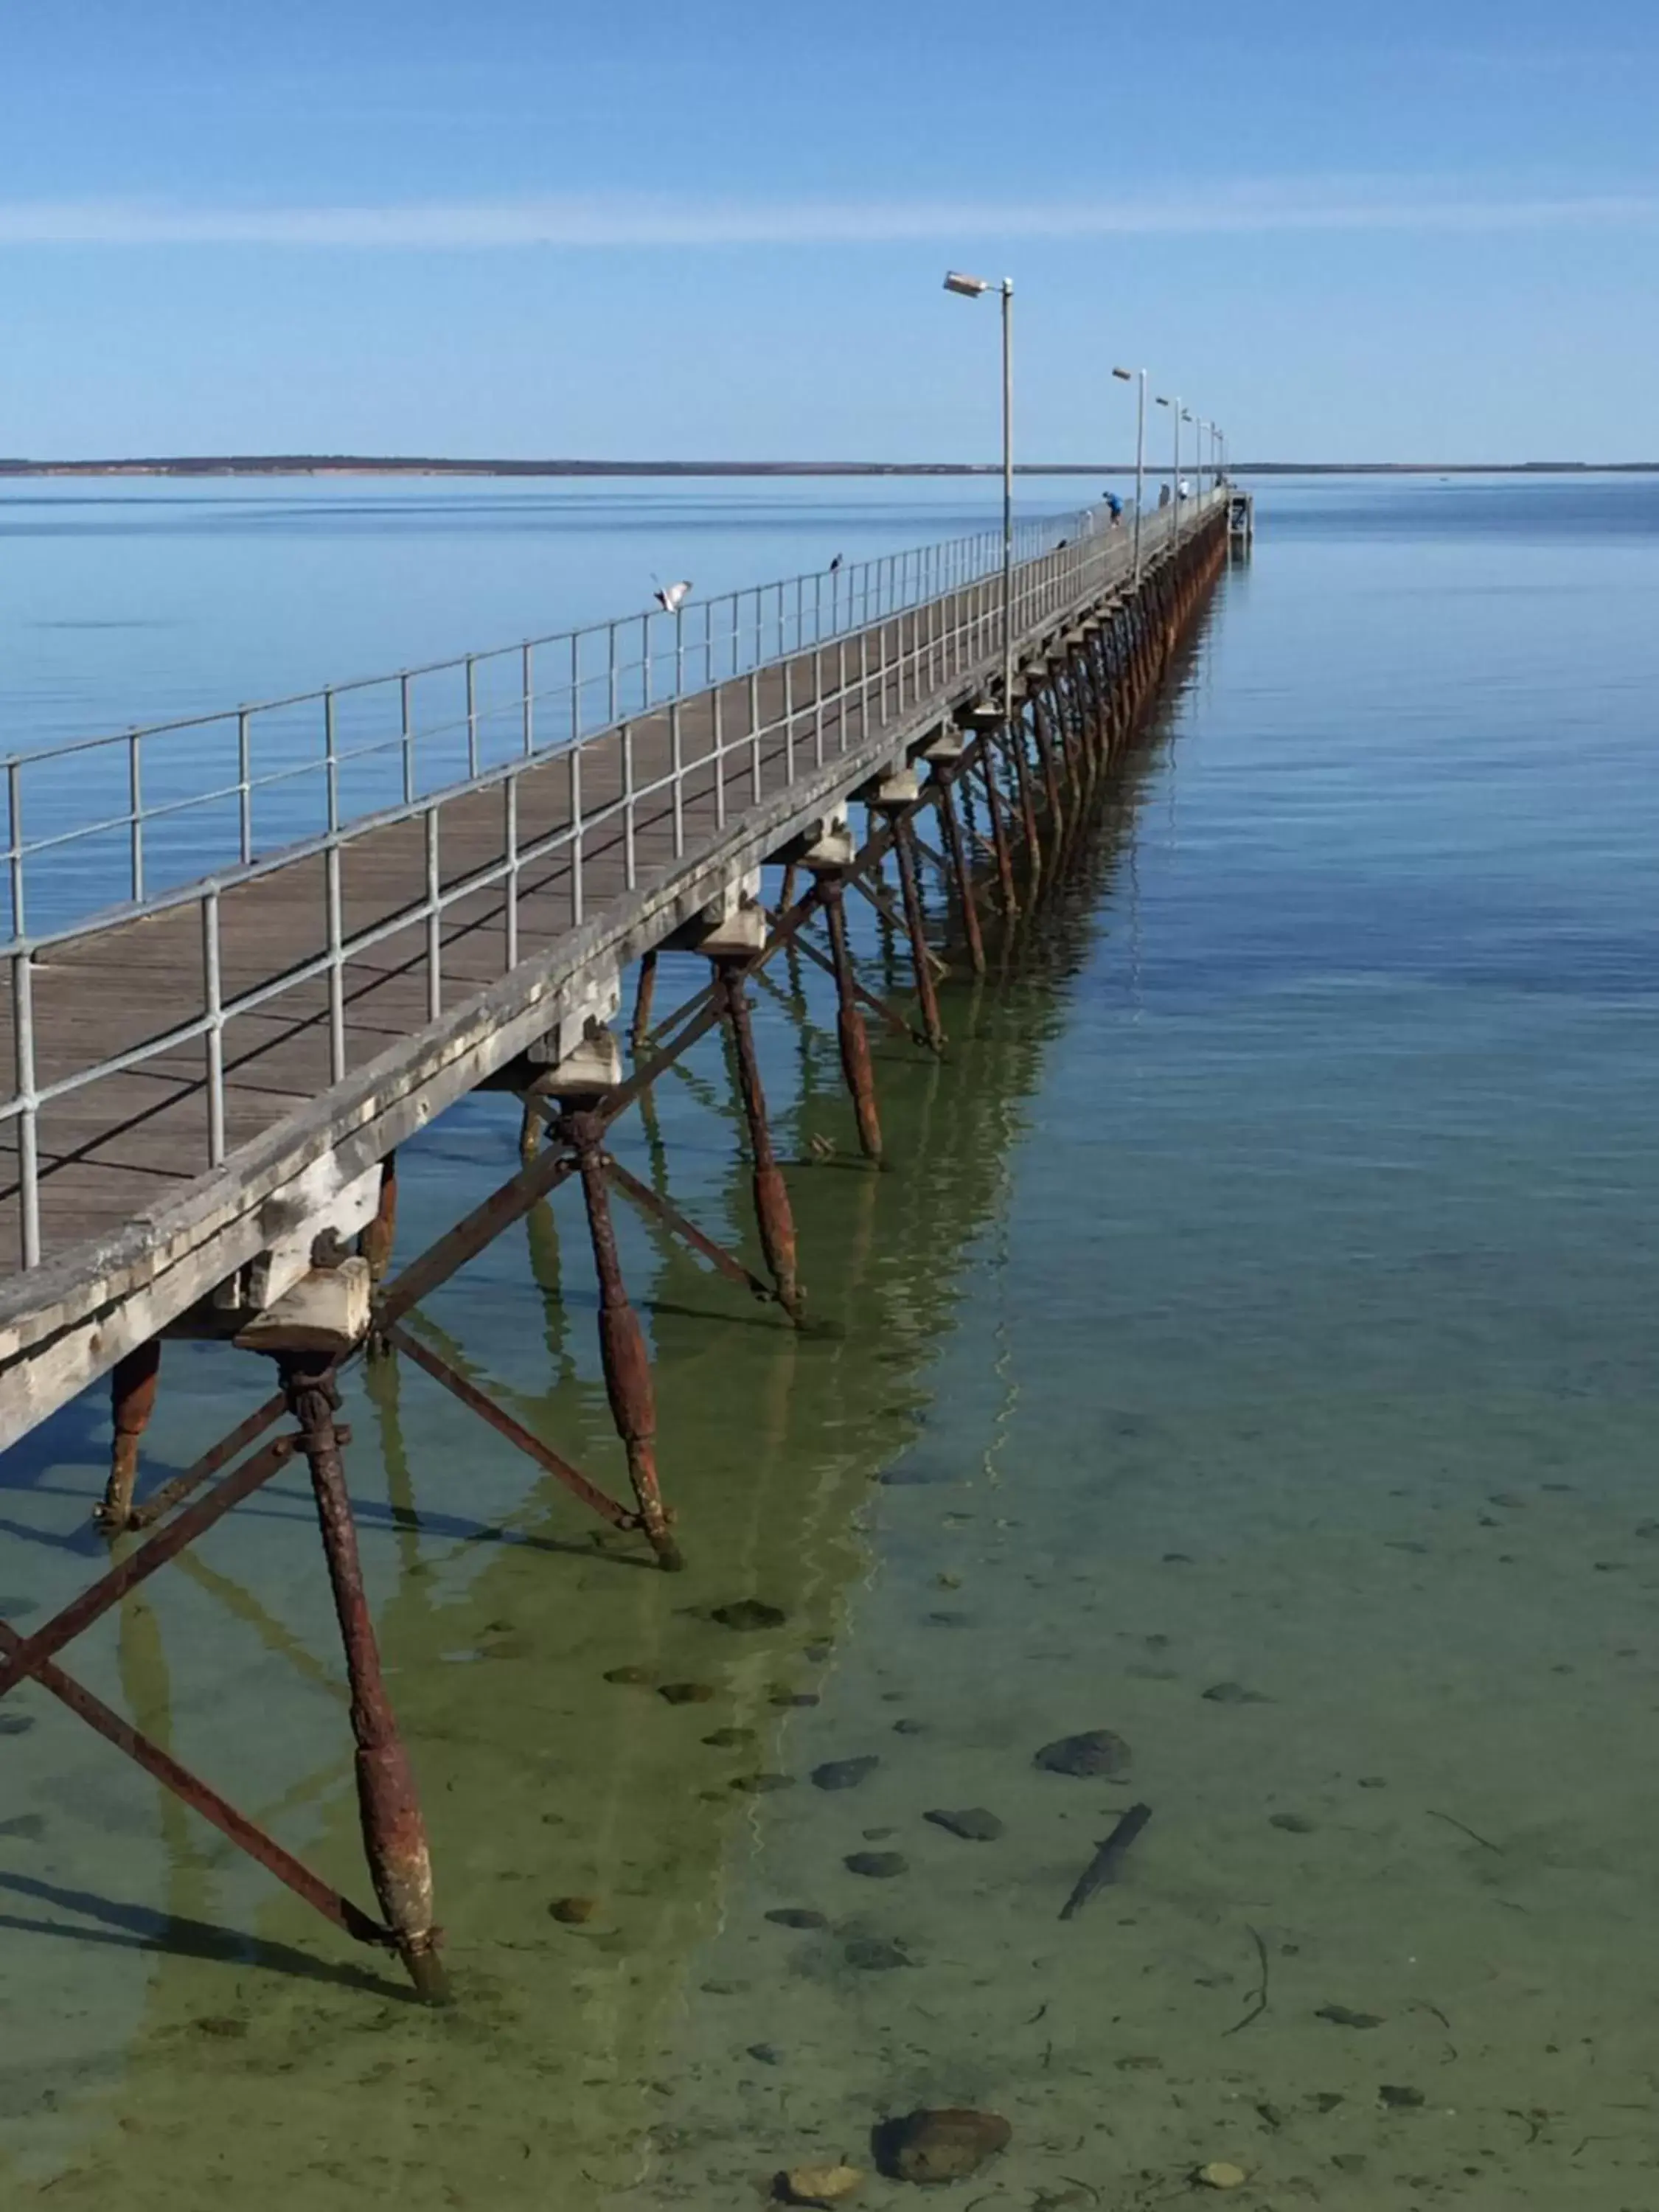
4;0;1656;463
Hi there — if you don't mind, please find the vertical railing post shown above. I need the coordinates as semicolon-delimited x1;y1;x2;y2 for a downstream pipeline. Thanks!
670;699;685;858
128;732;145;902
424;806;441;1021
202;888;225;1166
325;844;346;1084
522;641;535;757
7;761;24;941
622;723;637;889
748;672;762;806
713;681;727;832
323;689;339;834
400;674;414;804
783;653;796;787
464;657;479;777
570;745;585;925
237;710;253;863
12;948;39;1268
504;775;520;973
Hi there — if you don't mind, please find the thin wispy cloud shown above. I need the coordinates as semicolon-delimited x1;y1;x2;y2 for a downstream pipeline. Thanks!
1;181;1655;248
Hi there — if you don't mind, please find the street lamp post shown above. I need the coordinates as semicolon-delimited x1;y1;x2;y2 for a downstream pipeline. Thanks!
1155;393;1180;532
944;271;1015;727
1112;364;1147;579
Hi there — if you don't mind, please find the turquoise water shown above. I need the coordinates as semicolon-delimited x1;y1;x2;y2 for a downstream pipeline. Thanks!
2;477;1657;2208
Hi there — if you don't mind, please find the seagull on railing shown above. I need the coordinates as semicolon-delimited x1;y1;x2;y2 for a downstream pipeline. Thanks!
653;579;693;613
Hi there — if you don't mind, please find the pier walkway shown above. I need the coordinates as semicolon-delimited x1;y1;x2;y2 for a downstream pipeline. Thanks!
1;493;1220;1443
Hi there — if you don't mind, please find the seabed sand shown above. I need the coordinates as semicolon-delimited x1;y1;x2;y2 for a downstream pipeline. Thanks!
618;1380;1659;2209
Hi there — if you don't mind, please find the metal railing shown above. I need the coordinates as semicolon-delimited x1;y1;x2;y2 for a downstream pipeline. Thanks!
0;508;1108;947
2;493;1221;1271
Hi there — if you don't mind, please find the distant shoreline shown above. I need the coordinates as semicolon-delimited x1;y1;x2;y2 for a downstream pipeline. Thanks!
1;457;1656;481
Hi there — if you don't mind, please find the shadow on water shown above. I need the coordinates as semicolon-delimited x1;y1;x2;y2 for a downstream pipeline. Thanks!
0;1871;408;2003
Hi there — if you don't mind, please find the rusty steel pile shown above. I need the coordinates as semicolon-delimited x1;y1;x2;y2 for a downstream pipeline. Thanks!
0;498;1231;2003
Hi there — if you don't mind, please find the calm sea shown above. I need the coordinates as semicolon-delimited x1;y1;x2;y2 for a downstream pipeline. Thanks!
2;473;1656;2211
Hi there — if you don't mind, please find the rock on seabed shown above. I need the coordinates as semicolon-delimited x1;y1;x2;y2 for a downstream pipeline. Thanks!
1033;1729;1131;1778
778;2162;863;2205
873;2108;1011;2184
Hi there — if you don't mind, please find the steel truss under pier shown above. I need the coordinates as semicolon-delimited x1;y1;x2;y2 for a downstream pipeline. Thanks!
0;498;1231;1999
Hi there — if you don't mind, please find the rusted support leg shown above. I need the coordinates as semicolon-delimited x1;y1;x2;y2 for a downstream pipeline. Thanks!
100;1340;161;1531
890;816;945;1053
779;860;799;912
279;1351;448;2003
821;880;883;1162
1096;629;1125;757
359;1156;400;1363
358;1155;399;1282
980;745;1018;917
1082;655;1109;776
629;947;659;1055
1033;697;1066;838
1006;717;1043;883
564;1111;684;1570
933;773;986;976
717;961;804;1321
518;1095;541;1162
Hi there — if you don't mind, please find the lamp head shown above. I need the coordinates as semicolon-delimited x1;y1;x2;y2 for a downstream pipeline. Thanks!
943;271;992;297
1112;366;1133;381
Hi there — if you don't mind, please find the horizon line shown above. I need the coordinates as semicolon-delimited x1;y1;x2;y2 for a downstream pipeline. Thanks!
4;457;1658;479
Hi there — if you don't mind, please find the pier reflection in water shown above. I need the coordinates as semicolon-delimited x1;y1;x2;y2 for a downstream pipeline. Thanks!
0;673;1176;2205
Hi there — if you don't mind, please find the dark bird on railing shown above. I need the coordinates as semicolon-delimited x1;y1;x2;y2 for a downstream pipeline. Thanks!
653;579;693;613
829;552;844;573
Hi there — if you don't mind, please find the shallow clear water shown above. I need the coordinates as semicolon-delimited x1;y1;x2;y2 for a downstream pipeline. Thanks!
2;476;1657;2209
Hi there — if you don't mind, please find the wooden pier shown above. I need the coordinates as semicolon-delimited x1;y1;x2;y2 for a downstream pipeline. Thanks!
0;487;1231;1997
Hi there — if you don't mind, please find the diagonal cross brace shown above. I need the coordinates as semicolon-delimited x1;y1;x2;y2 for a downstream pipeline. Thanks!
0;1430;304;1703
385;1321;636;1529
0;1618;392;1950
